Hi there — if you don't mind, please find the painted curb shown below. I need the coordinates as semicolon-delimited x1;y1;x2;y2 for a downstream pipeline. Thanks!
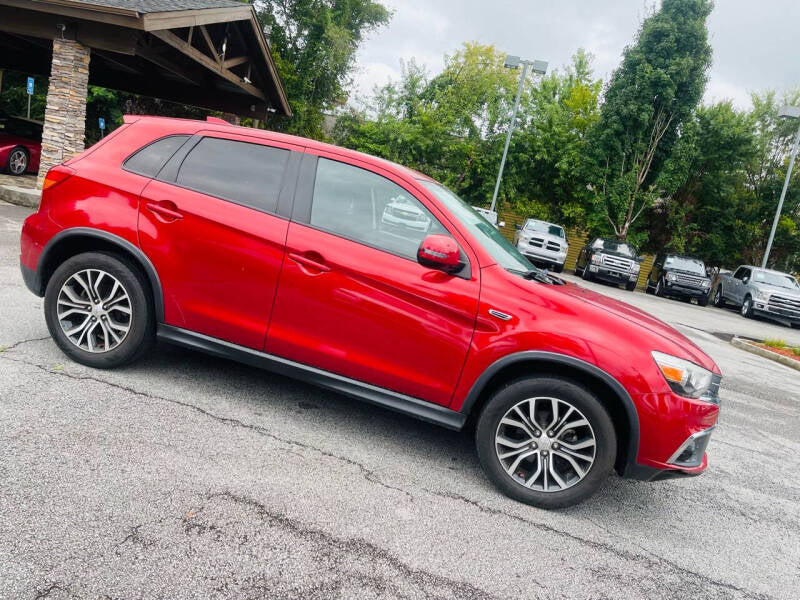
731;337;800;373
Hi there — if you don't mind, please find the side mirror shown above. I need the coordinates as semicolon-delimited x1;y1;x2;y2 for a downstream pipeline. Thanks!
515;223;522;230
498;221;506;228
417;234;462;274
637;257;644;263
742;277;749;284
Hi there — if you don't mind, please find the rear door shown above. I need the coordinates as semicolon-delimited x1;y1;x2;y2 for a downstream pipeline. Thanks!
265;153;480;406
137;132;301;349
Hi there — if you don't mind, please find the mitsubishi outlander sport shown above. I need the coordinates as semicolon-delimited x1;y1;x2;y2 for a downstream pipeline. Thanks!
20;116;722;508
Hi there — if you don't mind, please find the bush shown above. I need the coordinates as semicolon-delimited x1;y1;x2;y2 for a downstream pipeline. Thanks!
764;338;787;349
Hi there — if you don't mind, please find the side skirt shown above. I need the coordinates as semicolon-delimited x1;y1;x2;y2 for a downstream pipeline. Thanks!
156;325;466;431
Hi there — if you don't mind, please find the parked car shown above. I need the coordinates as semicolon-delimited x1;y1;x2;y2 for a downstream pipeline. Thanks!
471;206;504;229
514;218;569;273
646;254;712;306
20;115;721;509
714;265;800;326
574;238;641;291
0;114;42;176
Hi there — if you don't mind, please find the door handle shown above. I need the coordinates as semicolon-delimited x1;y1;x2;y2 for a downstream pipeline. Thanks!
146;201;183;222
288;252;330;273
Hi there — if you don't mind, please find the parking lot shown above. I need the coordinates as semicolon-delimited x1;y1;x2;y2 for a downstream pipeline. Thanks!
1;200;798;599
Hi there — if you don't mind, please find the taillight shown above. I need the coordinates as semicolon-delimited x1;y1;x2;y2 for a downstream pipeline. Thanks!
41;166;75;192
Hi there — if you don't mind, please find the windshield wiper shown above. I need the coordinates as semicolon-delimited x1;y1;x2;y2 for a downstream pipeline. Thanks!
513;268;565;286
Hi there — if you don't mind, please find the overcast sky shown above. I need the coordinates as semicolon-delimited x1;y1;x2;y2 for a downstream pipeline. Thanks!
352;0;799;109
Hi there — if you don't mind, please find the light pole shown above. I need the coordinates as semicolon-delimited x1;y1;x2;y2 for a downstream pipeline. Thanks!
489;55;548;213
762;105;800;268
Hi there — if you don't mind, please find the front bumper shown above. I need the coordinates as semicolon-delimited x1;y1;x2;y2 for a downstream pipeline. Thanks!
589;264;638;283
752;302;800;323
663;282;710;298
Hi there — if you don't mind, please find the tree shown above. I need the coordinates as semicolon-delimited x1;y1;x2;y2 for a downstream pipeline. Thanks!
587;0;713;240
254;0;390;139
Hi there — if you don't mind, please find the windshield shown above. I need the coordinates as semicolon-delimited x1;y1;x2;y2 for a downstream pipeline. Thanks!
421;181;533;273
753;270;800;289
524;220;565;238
0;117;42;140
664;256;706;275
591;238;637;258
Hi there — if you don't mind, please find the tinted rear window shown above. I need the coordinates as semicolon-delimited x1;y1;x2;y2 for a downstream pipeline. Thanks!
175;137;289;213
124;135;190;177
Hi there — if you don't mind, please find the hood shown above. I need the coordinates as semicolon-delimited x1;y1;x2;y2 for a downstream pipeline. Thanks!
753;282;800;297
594;249;636;261
556;281;718;372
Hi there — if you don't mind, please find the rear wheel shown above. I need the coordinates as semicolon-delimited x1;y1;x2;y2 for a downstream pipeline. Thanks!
475;377;616;509
6;146;28;175
655;277;665;297
713;286;726;308
741;295;754;319
44;252;154;368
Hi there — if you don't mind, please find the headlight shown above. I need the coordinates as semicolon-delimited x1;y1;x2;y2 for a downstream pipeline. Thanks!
631;263;640;273
702;279;711;288
651;351;714;399
755;290;770;302
590;254;601;264
666;272;677;281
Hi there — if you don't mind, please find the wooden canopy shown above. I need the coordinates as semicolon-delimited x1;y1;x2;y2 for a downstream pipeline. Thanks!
0;0;291;118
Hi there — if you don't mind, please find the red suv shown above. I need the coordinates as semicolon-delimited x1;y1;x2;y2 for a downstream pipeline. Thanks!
20;116;721;508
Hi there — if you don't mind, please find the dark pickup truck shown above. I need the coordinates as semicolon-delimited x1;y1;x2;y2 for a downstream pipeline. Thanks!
646;254;712;305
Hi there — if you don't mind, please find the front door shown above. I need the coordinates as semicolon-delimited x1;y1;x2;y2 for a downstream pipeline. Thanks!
265;154;480;406
138;133;301;349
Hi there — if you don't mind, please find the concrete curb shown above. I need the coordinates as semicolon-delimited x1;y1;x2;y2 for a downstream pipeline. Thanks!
731;337;800;372
0;184;40;208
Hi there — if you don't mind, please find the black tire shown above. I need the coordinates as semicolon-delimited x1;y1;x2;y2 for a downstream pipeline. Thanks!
6;146;28;175
553;263;564;274
625;280;636;292
655;277;665;297
645;275;654;294
713;286;726;308
740;295;754;319
698;294;709;307
44;251;155;368
475;377;616;509
582;265;593;282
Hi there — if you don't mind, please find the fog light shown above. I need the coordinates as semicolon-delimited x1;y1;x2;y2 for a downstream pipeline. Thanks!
668;427;714;468
589;265;598;272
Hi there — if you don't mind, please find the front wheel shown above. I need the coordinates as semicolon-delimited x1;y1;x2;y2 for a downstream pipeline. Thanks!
6;146;28;175
655;277;665;297
582;265;593;282
713;286;726;308
44;252;155;368
475;377;616;509
741;295;754;319
625;280;636;292
553;263;564;274
698;294;710;307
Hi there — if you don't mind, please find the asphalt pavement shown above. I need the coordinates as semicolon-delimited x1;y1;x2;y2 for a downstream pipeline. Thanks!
1;200;798;599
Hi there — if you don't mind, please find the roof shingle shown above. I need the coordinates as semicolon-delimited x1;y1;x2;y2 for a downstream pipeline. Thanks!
72;0;248;14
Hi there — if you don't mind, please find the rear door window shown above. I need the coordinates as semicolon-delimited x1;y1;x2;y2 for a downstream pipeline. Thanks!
175;137;290;213
123;135;190;177
309;157;448;260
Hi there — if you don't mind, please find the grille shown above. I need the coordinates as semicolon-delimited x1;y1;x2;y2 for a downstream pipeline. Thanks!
675;274;705;287
529;237;545;249
768;294;800;313
602;255;632;271
528;237;561;252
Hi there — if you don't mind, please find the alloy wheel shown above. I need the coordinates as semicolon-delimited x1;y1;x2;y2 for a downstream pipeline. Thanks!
741;297;751;317
495;396;596;492
8;149;27;175
56;269;132;353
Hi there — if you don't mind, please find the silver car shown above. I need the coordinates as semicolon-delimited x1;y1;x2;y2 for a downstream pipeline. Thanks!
514;219;569;273
714;265;800;326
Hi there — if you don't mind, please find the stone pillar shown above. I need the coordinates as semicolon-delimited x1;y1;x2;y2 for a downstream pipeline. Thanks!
37;38;91;188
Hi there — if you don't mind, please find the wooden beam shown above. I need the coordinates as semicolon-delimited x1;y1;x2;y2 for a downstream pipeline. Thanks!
135;44;202;86
1;0;143;29
141;6;251;31
198;25;219;64
93;50;143;76
223;56;249;69
151;29;266;102
246;13;291;116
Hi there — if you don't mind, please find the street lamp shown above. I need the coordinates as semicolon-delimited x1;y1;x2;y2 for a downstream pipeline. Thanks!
762;105;800;268
489;55;548;213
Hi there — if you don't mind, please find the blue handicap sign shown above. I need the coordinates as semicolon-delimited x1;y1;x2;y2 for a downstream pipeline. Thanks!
98;118;106;130
26;77;34;95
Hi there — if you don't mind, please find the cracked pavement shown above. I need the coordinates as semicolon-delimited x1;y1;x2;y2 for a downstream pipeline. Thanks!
1;201;798;599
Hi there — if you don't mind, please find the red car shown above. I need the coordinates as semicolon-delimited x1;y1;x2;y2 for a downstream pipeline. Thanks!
19;115;721;508
0;115;42;176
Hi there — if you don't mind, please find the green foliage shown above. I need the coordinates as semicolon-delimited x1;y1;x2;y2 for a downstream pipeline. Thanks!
254;0;390;139
586;0;713;240
764;339;787;349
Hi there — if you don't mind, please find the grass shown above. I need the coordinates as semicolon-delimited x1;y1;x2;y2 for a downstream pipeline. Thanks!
764;339;787;349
